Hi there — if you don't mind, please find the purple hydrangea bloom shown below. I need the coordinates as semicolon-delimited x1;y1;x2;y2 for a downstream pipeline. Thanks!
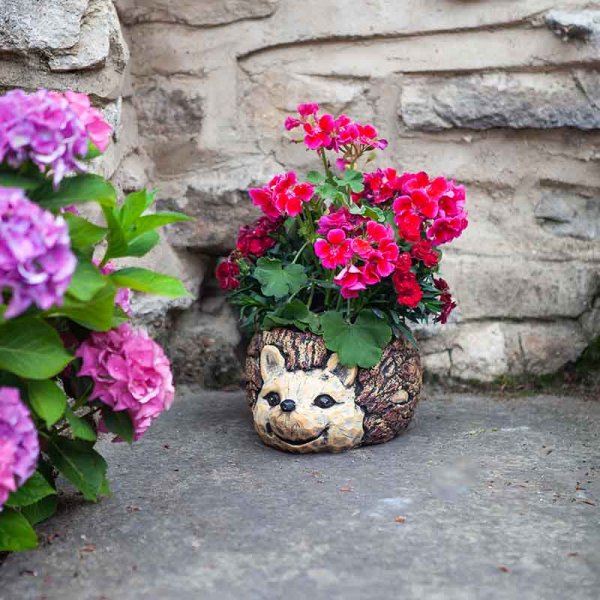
0;187;76;318
0;89;89;187
0;387;39;510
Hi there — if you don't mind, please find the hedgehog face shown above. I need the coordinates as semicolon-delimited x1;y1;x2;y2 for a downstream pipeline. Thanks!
253;345;364;453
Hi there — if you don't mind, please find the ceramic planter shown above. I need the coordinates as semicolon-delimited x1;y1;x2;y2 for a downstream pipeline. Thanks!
245;328;422;453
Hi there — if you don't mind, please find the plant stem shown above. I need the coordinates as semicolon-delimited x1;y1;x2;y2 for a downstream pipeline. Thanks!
346;298;352;323
292;240;309;264
320;149;332;178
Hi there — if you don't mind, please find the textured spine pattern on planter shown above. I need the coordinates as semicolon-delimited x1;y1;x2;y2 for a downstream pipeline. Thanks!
246;328;422;447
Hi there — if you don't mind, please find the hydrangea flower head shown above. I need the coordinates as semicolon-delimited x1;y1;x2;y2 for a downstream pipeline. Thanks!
77;324;175;441
0;187;76;318
0;89;112;187
0;387;39;510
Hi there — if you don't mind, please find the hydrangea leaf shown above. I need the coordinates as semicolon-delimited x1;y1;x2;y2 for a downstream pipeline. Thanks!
27;379;67;427
21;495;58;526
118;189;156;228
6;471;56;509
51;283;117;331
101;407;134;444
254;258;307;299
64;214;107;251
0;508;38;552
110;267;191;298
47;437;107;502
68;258;107;302
0;318;73;379
31;174;117;209
65;407;97;442
321;310;392;368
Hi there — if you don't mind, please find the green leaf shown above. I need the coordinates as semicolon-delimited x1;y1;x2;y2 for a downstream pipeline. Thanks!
262;300;320;334
321;310;392;368
27;379;67;427
47;437;107;502
0;318;72;379
65;407;97;442
110;267;190;298
102;408;134;444
253;258;307;299
99;474;111;497
126;211;193;239
6;471;56;508
125;231;160;257
102;206;129;261
21;495;58;526
49;284;117;331
0;508;38;551
119;189;156;228
0;172;40;190
64;214;107;250
306;170;325;184
31;174;117;210
68;258;106;302
348;202;386;222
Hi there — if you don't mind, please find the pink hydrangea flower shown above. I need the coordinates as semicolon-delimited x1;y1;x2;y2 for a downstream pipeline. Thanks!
0;89;111;187
77;324;175;441
63;91;112;152
0;387;39;510
0;187;76;318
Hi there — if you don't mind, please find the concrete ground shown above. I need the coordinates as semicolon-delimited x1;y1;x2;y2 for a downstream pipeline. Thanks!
0;387;598;600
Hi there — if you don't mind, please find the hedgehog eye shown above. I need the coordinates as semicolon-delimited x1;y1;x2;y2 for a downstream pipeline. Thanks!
264;392;280;407
313;394;336;409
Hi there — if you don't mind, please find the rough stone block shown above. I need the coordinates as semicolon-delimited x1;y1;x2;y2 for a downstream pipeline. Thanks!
545;10;600;41
535;187;600;241
450;322;508;382
443;255;599;320
116;0;279;26
48;0;127;72
158;187;260;255
0;0;88;52
400;71;600;131
134;84;203;138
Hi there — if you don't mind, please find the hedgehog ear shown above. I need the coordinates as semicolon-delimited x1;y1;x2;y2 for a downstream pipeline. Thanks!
326;353;357;388
260;345;286;380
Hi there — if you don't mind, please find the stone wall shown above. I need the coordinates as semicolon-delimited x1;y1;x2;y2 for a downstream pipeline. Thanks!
1;1;599;384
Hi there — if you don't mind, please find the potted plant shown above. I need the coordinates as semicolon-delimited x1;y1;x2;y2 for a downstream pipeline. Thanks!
217;103;468;453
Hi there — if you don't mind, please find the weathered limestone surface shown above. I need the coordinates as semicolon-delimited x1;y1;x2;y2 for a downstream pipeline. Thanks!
2;0;599;383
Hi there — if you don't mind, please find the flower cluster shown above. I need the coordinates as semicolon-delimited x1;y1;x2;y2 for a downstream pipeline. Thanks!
434;277;457;324
285;103;387;153
249;172;314;219
0;388;39;510
237;216;283;257
77;324;175;441
315;212;402;299
0;187;76;318
0;89;111;187
217;102;466;363
216;257;241;291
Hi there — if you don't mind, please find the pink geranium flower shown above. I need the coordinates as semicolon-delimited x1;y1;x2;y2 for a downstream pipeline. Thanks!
314;229;353;269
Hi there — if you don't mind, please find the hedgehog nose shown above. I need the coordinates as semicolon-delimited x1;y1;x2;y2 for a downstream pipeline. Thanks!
280;399;296;413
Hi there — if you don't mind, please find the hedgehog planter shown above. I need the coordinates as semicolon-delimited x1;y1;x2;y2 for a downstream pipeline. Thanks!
245;328;422;453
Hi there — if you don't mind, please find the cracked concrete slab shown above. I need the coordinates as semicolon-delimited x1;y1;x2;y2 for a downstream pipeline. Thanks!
1;388;599;599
